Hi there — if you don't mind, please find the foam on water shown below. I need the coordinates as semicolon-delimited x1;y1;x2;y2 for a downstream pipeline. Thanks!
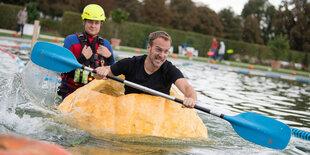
21;61;61;108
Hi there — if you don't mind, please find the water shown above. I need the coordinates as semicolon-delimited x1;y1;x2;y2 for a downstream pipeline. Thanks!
0;38;309;154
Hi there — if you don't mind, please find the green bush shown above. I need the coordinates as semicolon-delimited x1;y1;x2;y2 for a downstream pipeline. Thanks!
60;11;83;37
110;8;129;24
110;8;129;38
40;18;60;30
0;4;22;30
40;18;61;33
117;22;158;48
60;11;306;65
26;2;40;24
165;29;211;55
268;35;290;61
302;53;310;71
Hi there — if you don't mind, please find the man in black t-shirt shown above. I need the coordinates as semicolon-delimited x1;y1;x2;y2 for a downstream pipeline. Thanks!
95;31;197;108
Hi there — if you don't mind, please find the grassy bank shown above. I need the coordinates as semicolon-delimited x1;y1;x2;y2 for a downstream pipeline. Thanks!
0;32;61;42
115;46;309;77
0;32;309;78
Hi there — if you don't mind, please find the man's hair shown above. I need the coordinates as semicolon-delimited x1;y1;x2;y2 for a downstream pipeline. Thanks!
148;31;172;46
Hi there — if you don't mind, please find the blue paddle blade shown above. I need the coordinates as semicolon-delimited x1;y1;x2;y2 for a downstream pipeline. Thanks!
31;41;82;73
223;112;291;150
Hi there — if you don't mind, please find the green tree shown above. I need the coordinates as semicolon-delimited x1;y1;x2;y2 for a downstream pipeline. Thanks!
273;1;295;39
36;0;79;18
273;0;310;52
242;0;266;23
219;8;242;40
26;2;40;23
267;34;290;60
261;4;276;44
242;15;264;44
193;6;223;36
169;0;198;31
141;0;171;27
113;0;142;22
242;0;276;44
110;8;129;38
289;0;310;52
1;0;29;6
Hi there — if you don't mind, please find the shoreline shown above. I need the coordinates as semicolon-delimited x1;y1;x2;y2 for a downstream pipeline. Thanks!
0;34;309;83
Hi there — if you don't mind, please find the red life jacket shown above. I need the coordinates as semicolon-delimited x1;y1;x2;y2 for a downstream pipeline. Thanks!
61;32;106;91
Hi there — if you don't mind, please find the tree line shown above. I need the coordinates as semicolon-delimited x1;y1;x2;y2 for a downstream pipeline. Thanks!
2;0;309;53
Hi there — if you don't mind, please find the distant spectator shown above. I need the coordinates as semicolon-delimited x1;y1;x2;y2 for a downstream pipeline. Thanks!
218;41;225;62
16;6;28;37
210;37;218;60
181;43;190;49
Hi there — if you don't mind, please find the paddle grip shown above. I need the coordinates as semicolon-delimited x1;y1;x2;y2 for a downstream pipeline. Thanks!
173;95;225;118
83;66;124;83
175;97;223;117
82;66;97;74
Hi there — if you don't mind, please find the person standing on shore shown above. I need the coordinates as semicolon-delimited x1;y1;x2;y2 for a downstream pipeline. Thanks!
210;37;218;60
218;41;225;62
16;6;28;37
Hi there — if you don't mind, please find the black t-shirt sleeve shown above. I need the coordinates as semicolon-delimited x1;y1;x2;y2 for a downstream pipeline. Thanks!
166;62;184;83
110;57;133;76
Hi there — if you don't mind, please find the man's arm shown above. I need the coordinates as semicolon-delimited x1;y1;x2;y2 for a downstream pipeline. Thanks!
174;78;197;108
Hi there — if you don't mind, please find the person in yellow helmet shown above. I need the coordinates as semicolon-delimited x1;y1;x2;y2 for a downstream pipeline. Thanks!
58;4;116;99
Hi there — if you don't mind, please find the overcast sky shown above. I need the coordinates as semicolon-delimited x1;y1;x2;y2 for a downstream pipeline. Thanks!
192;0;282;15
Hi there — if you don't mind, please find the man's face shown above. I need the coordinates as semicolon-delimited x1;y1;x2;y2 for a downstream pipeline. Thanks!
147;37;171;68
83;20;101;36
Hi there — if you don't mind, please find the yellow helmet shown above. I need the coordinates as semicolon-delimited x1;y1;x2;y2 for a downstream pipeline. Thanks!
81;4;106;21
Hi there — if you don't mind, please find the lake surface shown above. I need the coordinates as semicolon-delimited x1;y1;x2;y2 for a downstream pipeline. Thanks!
0;38;309;154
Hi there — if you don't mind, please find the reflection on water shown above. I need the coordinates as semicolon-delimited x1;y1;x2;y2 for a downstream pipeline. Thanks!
0;39;309;154
179;63;310;130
